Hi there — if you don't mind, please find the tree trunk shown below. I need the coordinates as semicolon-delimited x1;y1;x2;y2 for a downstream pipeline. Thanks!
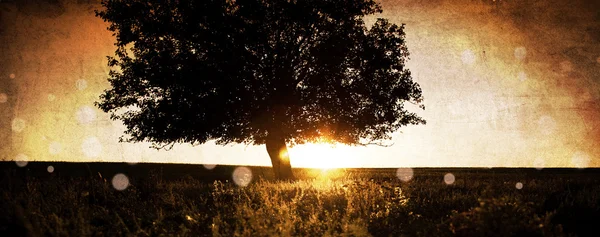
265;135;294;180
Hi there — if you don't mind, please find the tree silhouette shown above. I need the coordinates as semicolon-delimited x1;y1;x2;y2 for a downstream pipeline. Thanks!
95;0;425;180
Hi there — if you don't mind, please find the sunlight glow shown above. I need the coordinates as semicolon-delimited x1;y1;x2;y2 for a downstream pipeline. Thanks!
315;168;346;179
279;149;289;161
289;143;361;169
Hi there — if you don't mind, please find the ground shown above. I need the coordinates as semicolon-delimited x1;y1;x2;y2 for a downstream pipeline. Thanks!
1;162;599;236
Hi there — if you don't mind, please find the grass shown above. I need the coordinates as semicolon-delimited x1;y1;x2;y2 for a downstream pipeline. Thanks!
1;163;599;236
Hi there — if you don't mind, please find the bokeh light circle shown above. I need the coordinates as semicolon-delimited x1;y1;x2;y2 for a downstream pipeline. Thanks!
444;173;455;185
82;137;102;158
533;158;545;170
461;49;476;65
203;164;217;170
47;165;55;173
76;106;97;125
9;73;15;79
49;142;62;155
76;79;88;90
571;151;590;169
514;47;527;61
11;118;25;132
0;93;7;103
15;154;28;167
537;116;556;135
515;182;523;190
111;173;130;191
517;71;527;81
396;168;414;182
232;167;253;187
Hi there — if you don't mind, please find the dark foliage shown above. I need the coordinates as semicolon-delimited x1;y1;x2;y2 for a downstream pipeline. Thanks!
94;0;425;149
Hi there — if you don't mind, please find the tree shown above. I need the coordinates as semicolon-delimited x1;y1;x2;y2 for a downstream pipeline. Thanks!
95;0;425;180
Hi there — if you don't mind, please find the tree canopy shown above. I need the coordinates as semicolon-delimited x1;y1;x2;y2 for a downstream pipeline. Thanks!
95;0;425;150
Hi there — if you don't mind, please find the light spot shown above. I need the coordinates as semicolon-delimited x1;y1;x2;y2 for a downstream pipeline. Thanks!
82;137;102;158
11;118;25;132
76;106;97;125
596;56;600;64
9;73;15;79
279;149;289;161
47;94;56;101
111;173;129;191
444;173;455;185
76;79;88;90
515;182;523;190
47;165;54;173
514;47;527;61
461;49;476;65
533;158;545;170
15;154;28;167
232;166;253;187
49;142;62;155
517;71;527;81
203;164;217;170
571;151;590;169
396;168;414;182
537;116;556;135
0;93;7;103
559;60;572;73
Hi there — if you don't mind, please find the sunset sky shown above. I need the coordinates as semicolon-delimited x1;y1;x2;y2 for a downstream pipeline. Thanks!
1;0;599;168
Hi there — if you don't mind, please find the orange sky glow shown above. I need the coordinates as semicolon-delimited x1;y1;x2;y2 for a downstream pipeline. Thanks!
1;0;599;168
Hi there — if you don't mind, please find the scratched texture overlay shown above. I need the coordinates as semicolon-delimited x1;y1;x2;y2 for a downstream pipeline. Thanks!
0;0;599;168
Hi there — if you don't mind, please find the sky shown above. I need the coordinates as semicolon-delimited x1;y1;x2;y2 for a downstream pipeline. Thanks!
1;0;599;168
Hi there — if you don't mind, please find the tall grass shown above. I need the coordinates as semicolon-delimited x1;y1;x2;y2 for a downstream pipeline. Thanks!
1;168;599;236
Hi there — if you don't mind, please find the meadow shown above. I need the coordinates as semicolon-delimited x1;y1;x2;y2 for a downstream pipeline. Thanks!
1;162;599;236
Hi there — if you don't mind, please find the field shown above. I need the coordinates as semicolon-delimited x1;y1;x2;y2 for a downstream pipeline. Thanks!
1;162;599;236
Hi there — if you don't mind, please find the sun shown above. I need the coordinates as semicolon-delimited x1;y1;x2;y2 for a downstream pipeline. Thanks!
288;143;361;169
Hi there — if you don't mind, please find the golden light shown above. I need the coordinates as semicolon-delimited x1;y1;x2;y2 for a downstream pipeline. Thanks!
279;149;289;161
288;143;362;169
